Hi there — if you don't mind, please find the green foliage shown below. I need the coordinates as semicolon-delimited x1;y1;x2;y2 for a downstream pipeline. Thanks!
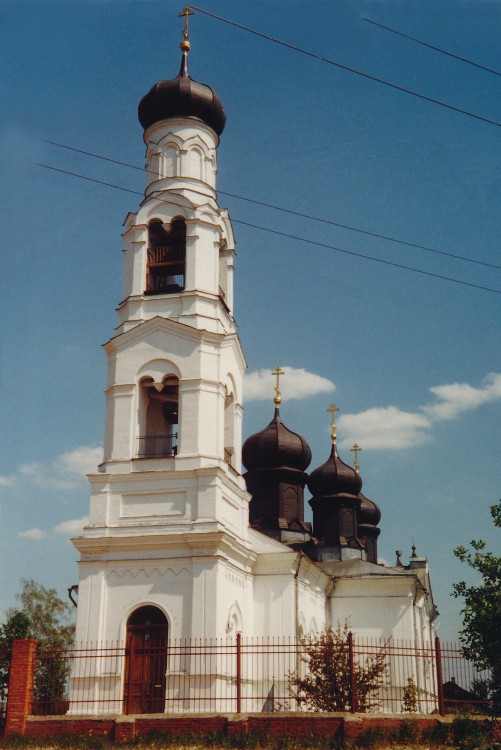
398;718;419;743
288;623;387;713
452;501;501;712
9;579;75;649
452;717;492;750
421;719;452;746
0;580;75;715
401;675;419;714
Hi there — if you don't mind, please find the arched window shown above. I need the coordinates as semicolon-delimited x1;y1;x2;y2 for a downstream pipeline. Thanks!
146;218;186;294
224;390;235;466
124;606;168;714
138;375;179;457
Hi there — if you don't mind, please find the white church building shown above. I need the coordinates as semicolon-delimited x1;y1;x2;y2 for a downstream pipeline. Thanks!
71;17;438;714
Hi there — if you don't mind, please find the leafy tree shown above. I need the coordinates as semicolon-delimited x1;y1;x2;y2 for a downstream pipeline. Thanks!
0;580;75;715
288;623;387;712
453;501;501;711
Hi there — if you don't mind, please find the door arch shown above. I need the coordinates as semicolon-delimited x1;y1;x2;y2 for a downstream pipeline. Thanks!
124;606;168;714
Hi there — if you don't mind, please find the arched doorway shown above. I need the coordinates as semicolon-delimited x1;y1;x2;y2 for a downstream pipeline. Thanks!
124;606;168;714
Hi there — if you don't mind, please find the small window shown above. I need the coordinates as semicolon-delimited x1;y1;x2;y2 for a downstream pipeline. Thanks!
146;218;186;294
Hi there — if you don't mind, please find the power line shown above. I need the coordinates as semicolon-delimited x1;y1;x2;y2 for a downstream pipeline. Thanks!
188;5;501;129
363;18;501;77
41;139;500;271
34;162;501;296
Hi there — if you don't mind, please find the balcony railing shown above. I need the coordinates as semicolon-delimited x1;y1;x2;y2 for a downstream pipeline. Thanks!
137;434;177;458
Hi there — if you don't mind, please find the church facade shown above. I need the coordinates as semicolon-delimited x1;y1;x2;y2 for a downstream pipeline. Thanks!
71;22;438;713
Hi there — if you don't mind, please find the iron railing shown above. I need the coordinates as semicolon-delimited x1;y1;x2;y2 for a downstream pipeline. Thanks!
137;434;177;458
29;635;492;717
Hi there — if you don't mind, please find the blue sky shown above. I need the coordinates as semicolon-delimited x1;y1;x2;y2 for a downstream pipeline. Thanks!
0;0;499;642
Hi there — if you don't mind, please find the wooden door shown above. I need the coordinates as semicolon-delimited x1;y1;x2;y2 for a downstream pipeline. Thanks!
124;606;168;714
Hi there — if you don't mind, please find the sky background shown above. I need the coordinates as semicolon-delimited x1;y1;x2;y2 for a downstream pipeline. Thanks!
0;0;499;642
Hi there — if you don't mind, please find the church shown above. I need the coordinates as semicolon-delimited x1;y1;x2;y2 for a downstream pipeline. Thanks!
71;12;438;712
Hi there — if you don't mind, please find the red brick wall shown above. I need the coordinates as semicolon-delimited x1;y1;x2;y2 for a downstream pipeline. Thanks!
4;639;37;737
12;713;497;744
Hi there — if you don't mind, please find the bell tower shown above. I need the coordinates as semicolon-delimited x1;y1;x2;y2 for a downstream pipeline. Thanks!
73;14;251;646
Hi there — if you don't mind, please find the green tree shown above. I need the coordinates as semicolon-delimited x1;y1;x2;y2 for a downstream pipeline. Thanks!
0;580;75;715
453;501;501;711
288;623;387;712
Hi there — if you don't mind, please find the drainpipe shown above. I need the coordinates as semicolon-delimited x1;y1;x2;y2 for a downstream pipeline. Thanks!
325;577;337;629
293;553;304;639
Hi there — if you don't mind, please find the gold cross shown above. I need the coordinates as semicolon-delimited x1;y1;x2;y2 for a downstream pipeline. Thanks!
351;443;362;473
179;6;195;42
326;403;340;443
272;367;285;407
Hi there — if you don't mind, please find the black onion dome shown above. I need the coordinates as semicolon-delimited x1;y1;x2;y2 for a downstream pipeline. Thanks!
138;53;226;135
242;409;312;473
307;444;362;498
358;491;381;526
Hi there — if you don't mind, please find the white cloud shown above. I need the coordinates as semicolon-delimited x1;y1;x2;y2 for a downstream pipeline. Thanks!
53;516;89;536
18;528;48;540
2;444;103;494
244;367;335;402
19;462;79;491
422;372;501;421
338;372;501;451
339;407;431;450
54;446;102;476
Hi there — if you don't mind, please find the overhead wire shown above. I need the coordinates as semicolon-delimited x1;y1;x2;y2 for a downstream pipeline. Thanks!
34;162;501;296
363;18;501;77
188;5;501;129
40;139;500;271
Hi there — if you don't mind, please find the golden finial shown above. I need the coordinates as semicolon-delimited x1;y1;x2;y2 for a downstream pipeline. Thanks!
272;367;285;408
326;403;340;444
351;443;362;473
179;5;195;52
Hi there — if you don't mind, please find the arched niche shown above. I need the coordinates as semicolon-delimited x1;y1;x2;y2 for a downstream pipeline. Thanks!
145;217;186;295
226;602;242;635
138;374;179;457
186;146;204;181
123;605;168;714
163;144;179;178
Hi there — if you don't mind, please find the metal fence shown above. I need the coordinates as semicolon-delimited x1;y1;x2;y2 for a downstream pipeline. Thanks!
28;635;491;717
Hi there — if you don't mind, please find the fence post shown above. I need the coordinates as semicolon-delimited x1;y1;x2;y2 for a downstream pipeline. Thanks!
125;640;134;715
4;639;37;737
236;632;242;714
348;631;357;714
435;636;445;716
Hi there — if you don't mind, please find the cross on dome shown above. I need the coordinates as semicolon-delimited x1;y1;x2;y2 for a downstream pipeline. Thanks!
272;366;285;408
351;442;362;473
326;402;340;444
178;6;195;51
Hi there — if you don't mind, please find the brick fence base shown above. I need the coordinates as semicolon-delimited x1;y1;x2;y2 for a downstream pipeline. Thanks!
13;713;500;744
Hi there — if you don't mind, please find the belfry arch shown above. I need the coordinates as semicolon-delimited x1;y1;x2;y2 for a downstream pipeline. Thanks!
145;217;186;294
138;374;179;457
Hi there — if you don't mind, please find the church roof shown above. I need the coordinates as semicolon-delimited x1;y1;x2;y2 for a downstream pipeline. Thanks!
307;442;362;499
358;490;381;526
242;408;312;473
138;52;226;135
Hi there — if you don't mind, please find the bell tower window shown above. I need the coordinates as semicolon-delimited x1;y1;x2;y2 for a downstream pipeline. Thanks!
138;375;179;457
146;218;186;294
